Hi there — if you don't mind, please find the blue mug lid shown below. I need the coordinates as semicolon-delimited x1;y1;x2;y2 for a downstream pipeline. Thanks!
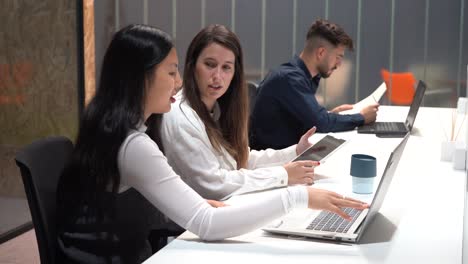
350;154;376;178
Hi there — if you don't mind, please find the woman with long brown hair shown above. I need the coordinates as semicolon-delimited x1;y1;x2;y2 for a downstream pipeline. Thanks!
158;24;320;201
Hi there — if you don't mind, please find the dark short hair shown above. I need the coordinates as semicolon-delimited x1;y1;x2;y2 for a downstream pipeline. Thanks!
306;19;354;51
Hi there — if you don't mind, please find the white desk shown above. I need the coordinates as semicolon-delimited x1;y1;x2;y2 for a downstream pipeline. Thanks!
145;106;466;264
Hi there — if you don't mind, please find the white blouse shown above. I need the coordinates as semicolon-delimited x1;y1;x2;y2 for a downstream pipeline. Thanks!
117;126;308;241
160;92;298;200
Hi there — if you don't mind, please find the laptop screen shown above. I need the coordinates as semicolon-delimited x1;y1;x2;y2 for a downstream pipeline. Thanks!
405;81;427;130
355;133;410;240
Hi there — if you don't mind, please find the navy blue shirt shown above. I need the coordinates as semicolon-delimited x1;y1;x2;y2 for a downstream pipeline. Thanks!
250;55;364;150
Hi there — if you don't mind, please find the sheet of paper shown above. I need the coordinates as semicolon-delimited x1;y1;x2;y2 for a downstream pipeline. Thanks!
340;82;387;115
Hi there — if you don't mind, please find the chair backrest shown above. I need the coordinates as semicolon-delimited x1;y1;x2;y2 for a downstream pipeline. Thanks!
381;69;416;105
247;81;258;114
15;136;73;264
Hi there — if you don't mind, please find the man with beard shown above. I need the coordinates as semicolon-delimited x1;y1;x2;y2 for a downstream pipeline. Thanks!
250;19;379;150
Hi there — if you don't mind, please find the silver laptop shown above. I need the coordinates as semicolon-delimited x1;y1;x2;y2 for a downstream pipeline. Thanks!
358;81;426;136
263;133;410;243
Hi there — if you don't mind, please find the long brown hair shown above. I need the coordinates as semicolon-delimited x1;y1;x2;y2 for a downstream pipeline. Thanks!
183;24;249;169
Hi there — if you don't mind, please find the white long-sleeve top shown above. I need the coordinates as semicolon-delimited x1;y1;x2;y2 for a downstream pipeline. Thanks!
160;92;298;200
117;125;308;241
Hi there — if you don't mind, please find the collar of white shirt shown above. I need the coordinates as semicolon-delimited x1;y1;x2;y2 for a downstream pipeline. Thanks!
137;121;147;132
210;101;221;122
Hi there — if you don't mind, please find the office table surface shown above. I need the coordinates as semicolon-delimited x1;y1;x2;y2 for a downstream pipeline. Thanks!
144;106;466;264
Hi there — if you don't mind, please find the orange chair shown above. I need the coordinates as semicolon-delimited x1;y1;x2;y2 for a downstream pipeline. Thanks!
381;69;416;105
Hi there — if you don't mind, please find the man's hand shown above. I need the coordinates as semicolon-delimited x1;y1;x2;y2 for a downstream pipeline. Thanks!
206;199;228;208
360;103;379;124
330;104;354;113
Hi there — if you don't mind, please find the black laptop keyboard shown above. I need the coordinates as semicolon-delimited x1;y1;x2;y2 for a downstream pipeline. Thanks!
374;122;406;131
306;208;362;233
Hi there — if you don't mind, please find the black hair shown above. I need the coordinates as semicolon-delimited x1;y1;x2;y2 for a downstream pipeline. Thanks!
57;24;173;223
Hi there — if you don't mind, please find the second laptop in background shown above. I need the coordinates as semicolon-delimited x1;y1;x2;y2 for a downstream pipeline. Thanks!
357;80;426;137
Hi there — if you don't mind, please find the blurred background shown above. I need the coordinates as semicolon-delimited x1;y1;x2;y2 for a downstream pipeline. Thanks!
94;0;467;108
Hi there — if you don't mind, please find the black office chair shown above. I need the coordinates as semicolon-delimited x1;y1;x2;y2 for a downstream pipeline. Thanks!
247;81;258;114
15;136;73;264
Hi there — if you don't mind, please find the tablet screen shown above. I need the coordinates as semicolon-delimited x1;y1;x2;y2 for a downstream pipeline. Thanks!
293;135;346;162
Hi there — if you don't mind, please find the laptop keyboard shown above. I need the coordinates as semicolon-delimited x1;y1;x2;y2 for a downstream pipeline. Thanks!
374;122;406;131
306;208;362;233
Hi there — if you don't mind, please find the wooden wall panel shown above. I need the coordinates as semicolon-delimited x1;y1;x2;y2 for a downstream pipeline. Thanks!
84;0;96;105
